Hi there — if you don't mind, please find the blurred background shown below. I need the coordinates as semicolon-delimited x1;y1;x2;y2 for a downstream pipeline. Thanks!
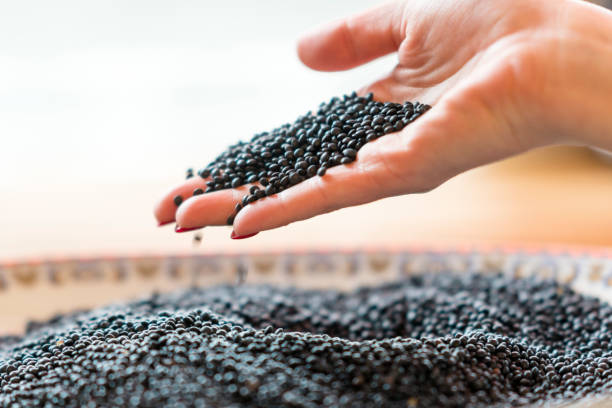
1;0;612;263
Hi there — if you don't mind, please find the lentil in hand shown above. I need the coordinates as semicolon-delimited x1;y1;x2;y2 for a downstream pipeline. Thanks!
189;92;430;223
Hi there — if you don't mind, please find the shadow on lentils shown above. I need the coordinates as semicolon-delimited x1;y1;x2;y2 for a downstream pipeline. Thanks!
179;92;430;223
1;273;612;407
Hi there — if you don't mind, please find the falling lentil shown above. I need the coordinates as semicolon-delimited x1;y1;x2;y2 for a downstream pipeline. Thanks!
1;272;611;407
189;92;430;222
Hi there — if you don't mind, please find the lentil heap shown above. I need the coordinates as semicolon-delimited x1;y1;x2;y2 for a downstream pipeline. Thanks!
1;273;612;407
176;93;430;223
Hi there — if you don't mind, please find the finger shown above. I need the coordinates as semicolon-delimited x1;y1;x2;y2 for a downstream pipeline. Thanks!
175;185;253;228
297;1;403;71
154;177;209;225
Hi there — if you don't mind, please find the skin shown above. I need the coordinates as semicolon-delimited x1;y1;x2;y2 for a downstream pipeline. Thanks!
154;0;612;237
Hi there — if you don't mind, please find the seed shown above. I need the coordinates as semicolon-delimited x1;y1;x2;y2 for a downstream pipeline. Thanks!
306;165;317;177
289;173;301;185
342;148;357;159
317;167;327;177
193;188;204;196
265;185;276;196
1;272;610;407
173;195;183;206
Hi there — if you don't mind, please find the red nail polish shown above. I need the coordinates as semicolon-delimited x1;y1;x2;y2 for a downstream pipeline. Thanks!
231;231;259;240
158;220;174;227
175;225;203;233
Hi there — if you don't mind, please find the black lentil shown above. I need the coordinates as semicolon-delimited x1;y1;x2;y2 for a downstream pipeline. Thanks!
1;273;611;407
188;93;430;223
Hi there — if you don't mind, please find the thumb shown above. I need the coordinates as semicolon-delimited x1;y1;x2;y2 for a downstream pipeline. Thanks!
297;1;404;72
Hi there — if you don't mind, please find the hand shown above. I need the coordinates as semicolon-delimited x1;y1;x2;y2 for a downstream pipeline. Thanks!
154;0;612;236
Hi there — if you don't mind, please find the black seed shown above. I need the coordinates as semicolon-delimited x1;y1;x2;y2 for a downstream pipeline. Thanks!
173;195;183;206
265;185;276;196
193;188;204;196
231;178;242;188
317;167;327;177
306;165;317;177
342;148;357;159
289;173;302;185
2;270;610;407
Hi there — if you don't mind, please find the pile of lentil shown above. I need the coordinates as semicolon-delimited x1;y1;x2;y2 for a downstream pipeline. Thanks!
177;93;430;223
1;273;611;407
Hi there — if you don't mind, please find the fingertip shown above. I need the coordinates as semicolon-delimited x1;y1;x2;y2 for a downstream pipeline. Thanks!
296;32;313;67
296;22;346;72
154;195;176;225
174;195;203;229
232;201;262;236
154;178;209;225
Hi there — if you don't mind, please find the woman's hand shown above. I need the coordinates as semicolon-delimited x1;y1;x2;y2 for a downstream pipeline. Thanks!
155;0;612;237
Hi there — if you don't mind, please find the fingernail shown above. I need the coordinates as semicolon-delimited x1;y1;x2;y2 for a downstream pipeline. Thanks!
231;231;259;240
158;220;174;227
175;225;203;233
